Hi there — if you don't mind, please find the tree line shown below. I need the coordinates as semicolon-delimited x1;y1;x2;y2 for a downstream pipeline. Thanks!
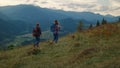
77;18;120;32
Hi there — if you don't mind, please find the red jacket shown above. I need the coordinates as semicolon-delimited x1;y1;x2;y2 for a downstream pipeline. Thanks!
32;26;41;37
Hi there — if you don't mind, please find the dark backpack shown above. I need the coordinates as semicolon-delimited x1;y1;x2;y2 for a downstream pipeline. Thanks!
32;27;41;36
50;24;55;32
32;29;36;36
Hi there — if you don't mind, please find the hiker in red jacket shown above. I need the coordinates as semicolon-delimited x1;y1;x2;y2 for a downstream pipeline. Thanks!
32;23;42;47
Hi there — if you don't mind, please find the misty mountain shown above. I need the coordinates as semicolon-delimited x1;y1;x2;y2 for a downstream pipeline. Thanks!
59;18;90;33
0;5;117;30
0;12;32;42
56;11;119;23
0;4;119;25
0;11;10;20
0;5;69;31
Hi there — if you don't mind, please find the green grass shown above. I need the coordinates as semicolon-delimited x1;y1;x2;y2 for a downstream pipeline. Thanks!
0;22;120;68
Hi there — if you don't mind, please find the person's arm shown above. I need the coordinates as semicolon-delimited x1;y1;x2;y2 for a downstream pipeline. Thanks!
58;25;60;30
32;29;36;36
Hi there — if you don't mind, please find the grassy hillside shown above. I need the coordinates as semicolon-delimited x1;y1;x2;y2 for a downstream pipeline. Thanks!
0;22;120;68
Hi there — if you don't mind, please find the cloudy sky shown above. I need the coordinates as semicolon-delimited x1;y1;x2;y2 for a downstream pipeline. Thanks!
0;0;120;16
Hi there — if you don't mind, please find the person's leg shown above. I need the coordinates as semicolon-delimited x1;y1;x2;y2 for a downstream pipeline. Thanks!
55;34;58;43
34;36;40;48
34;37;37;48
36;36;40;47
53;33;56;42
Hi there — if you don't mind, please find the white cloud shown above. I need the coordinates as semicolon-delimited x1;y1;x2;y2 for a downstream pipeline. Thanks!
110;0;120;7
0;0;119;16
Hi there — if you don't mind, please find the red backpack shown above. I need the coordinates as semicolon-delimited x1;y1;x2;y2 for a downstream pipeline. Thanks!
32;27;41;36
32;29;37;36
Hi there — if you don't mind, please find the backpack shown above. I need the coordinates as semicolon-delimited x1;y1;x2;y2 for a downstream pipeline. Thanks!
50;24;55;32
32;28;37;36
32;27;41;36
50;24;61;34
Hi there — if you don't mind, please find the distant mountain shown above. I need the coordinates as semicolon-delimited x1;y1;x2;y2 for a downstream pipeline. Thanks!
0;4;119;30
0;12;32;44
0;11;10;20
60;18;78;33
56;11;119;23
0;5;69;31
59;18;90;33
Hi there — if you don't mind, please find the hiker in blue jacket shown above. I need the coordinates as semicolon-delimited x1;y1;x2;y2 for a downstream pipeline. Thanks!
51;20;60;43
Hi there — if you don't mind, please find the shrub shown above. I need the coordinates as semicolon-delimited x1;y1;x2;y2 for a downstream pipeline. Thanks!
77;20;84;32
89;24;93;29
102;18;107;25
7;44;15;50
96;20;100;26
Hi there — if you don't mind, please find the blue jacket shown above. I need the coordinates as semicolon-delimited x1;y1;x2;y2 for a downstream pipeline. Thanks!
50;24;60;34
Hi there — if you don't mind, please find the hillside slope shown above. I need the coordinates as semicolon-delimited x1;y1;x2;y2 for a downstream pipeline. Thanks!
0;22;120;68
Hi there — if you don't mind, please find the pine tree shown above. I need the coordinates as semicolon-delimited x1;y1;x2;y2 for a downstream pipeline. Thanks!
77;20;84;32
89;24;93;29
119;18;120;22
96;20;100;26
102;18;107;25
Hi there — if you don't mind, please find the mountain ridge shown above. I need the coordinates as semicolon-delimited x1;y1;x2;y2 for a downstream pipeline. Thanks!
0;4;119;23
